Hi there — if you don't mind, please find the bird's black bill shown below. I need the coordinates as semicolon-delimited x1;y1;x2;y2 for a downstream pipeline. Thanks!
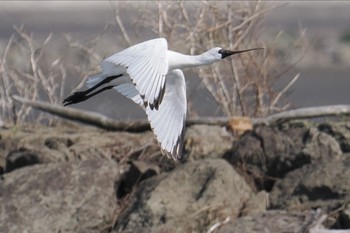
220;47;263;59
63;74;122;106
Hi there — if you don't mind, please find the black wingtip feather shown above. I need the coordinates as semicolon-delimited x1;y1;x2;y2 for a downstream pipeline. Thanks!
153;82;166;110
143;101;148;108
62;91;88;106
159;123;186;161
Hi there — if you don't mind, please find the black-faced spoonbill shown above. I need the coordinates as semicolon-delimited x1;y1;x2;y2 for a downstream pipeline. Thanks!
63;38;262;160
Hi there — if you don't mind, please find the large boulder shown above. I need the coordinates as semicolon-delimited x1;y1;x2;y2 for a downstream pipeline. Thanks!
184;125;234;160
13;127;156;163
270;154;350;212
318;121;350;153
225;122;343;191
5;148;40;172
0;158;118;233
301;127;342;162
0;125;162;173
112;159;265;233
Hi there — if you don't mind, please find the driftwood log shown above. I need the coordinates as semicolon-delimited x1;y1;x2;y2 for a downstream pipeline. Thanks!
11;95;350;132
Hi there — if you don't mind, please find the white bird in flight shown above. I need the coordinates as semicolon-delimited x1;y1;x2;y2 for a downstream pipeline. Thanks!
63;38;262;160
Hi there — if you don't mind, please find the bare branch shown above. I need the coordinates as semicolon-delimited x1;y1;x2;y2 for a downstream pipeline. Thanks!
115;5;132;46
11;95;151;132
1;35;15;122
260;105;350;125
12;95;350;133
270;73;300;110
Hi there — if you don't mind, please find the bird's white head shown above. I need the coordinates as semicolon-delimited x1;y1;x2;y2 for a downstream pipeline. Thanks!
204;47;263;63
204;47;226;61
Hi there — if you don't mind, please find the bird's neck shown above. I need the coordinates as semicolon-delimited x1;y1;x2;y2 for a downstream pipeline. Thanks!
168;50;216;71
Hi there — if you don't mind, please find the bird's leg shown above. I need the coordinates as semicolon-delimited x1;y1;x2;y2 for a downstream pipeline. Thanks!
63;74;122;106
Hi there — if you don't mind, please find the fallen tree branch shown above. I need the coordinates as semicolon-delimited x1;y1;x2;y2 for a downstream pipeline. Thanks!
186;105;350;128
11;95;150;132
260;105;350;125
11;95;350;132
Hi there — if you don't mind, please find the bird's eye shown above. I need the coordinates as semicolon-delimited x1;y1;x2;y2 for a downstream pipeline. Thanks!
218;49;223;54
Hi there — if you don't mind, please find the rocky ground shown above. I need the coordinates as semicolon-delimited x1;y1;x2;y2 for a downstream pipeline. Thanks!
1;119;350;233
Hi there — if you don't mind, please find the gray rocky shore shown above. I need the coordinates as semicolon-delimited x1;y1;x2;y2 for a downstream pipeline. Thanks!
1;120;350;233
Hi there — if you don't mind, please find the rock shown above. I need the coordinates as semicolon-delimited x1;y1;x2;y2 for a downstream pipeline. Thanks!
216;210;309;233
270;154;350;212
225;122;343;191
337;204;350;229
5;149;40;172
0;131;18;174
2;120;350;233
115;160;160;199
0;124;234;174
225;123;309;190
240;190;269;216
112;159;260;233
16;128;155;163
301;127;342;162
44;136;74;150
318;122;350;153
0;158;118;233
184;125;234;160
0;126;161;171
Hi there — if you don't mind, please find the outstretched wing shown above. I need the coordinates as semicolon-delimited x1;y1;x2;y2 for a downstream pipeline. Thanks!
145;70;187;160
112;70;187;160
113;83;143;106
104;38;168;110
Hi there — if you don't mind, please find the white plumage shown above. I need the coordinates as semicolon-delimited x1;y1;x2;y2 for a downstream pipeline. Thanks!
64;38;262;160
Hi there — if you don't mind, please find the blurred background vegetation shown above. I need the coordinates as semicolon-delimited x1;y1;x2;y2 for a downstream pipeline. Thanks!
0;1;349;126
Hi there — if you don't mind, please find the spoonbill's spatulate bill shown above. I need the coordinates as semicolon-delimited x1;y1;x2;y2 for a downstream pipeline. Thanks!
63;38;262;160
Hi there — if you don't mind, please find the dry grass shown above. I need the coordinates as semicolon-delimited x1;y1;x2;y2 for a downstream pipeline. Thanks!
0;25;102;126
0;26;67;125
